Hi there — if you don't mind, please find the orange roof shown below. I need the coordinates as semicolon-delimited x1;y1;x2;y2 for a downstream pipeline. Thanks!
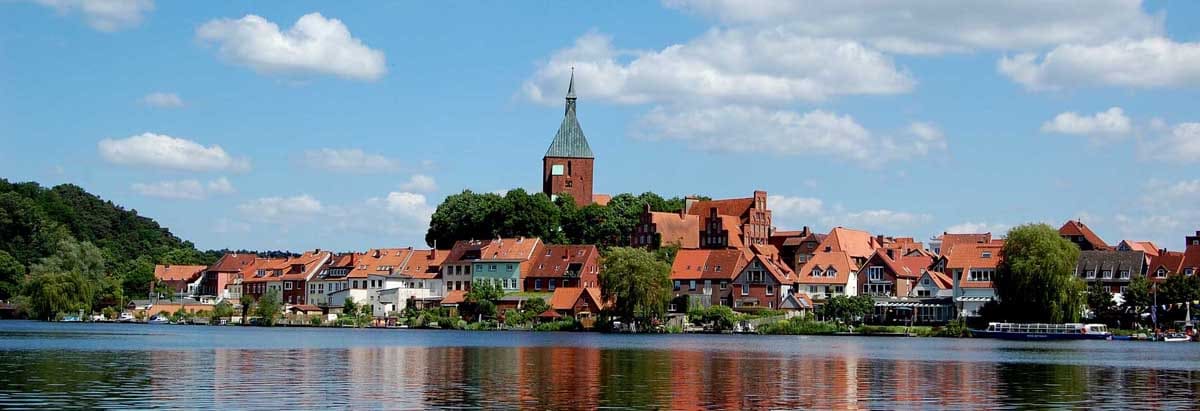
592;194;611;206
208;253;256;272
938;233;993;256
946;243;1003;288
670;249;747;281
648;211;700;249
817;227;879;259
549;287;605;311
1148;250;1186;280
241;257;291;283
349;248;416;279
1181;245;1200;272
1058;220;1110;250
441;290;466;305
279;251;331;281
797;251;856;285
1118;240;1161;257
745;248;795;283
527;245;598;278
447;238;543;263
687;197;754;219
153;265;207;282
399;249;449;280
922;271;954;289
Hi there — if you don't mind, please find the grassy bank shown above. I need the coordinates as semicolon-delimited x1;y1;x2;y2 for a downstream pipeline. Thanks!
759;318;971;337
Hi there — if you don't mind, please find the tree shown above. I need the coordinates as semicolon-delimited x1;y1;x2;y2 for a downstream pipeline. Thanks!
254;289;282;326
1162;274;1200;305
21;239;110;319
1086;282;1118;326
521;297;550;318
993;223;1085;323
239;294;254;325
1123;275;1153;313
688;305;740;331
820;295;874;325
0;250;25;300
599;247;672;330
212;300;234;323
467;280;504;304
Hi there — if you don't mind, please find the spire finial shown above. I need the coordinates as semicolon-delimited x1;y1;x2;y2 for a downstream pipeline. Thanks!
566;67;576;100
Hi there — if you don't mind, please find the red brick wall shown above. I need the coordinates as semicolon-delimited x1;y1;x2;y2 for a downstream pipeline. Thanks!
543;157;593;206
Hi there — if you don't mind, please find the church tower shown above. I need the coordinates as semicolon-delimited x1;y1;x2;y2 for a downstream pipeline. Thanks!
542;69;594;206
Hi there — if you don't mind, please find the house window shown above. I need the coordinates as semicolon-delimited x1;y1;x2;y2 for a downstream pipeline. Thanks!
490;265;497;272
285;282;293;290
674;280;681;291
981;251;992;259
766;285;774;296
549;279;557;290
535;279;542;290
917;289;931;297
969;269;994;282
720;281;728;290
715;265;722;272
741;284;749;295
1187;268;1195;276
868;266;884;282
551;164;564;175
834;286;844;294
921;278;931;286
1156;269;1166;278
825;268;837;278
1120;286;1129;294
507;264;514;272
1101;270;1112;279
1119;270;1130;279
689;280;697;291
812;268;822;277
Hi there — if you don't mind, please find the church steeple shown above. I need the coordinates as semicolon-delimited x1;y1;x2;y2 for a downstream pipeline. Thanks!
544;68;593;159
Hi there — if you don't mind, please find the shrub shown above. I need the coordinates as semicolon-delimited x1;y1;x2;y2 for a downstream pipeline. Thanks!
758;317;844;335
534;318;581;332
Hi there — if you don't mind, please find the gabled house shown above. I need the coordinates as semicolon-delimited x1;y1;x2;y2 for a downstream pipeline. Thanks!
524;244;600;292
277;250;332;305
1147;250;1186;282
857;250;934;298
930;232;993;257
439;238;544;294
669;249;749;311
1117;240;1160;266
911;270;954;298
329;248;415;315
1182;244;1200;279
946;242;1003;318
815;227;881;268
1059;220;1110;251
796;251;857;301
241;257;290;301
153;264;207;299
376;248;449;315
768;226;824;270
631;204;700;249
1076;250;1145;299
857;250;955;324
203;252;256;301
548;287;606;320
684;190;772;247
730;245;795;310
309;252;357;306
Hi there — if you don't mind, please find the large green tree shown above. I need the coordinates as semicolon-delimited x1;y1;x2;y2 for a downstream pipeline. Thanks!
1085;282;1119;326
994;223;1085;323
20;239;111;319
254;289;283;326
819;295;874;325
1161;274;1200;305
599;247;672;329
0;250;25;300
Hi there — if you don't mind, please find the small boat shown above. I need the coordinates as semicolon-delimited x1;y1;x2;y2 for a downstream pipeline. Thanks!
60;315;82;322
1161;332;1191;342
117;312;136;323
147;314;170;324
970;322;1112;340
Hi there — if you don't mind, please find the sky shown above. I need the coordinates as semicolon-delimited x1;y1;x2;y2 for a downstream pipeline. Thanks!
2;1;1199;252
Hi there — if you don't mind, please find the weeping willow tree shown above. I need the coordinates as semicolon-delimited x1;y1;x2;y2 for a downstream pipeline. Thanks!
994;223;1085;323
18;239;116;320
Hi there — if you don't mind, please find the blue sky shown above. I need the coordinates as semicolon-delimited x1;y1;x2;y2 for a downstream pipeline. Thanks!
2;1;1199;252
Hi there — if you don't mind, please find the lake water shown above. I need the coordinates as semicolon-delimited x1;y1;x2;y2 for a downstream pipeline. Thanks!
0;321;1197;410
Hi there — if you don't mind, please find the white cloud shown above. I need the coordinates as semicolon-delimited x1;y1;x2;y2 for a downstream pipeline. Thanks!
523;30;913;106
1141;122;1200;164
769;195;823;229
213;218;251;234
999;38;1200;91
1040;107;1132;139
400;174;437;192
98;132;250;172
326;192;434;243
237;194;324;223
664;0;1163;54
633;105;945;163
302;148;400;173
36;0;154;32
140;92;183;108
196;12;386;81
944;222;1010;235
131;177;235;200
823;209;933;231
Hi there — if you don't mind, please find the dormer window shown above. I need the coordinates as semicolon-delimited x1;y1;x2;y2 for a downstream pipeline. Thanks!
812;268;821;277
1156;268;1166;278
981;251;992;259
825;268;837;278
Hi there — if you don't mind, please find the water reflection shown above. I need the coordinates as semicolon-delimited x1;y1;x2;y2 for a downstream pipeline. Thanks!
1;333;1199;409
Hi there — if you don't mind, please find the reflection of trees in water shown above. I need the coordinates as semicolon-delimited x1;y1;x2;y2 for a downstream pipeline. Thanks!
0;350;154;408
996;363;1200;408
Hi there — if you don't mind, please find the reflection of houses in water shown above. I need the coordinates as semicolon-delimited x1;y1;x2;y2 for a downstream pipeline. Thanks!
516;346;602;408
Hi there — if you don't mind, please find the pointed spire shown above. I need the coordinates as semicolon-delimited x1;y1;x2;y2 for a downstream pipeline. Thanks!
545;68;594;159
566;67;576;100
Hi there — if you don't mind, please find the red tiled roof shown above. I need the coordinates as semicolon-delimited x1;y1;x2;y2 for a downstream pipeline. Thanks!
549;287;604;311
946;243;1003;288
399;249;449;280
527;244;598;278
592;194;611;206
279;251;331;281
924;271;953;289
1148;250;1185;279
1180;245;1200;272
1118;240;1161;257
797;251;856;285
648;211;699;249
670;249;747;281
441;290;466;305
938;233;992;256
208;253;256;272
349;248;415;279
817;227;879;259
1058;220;1110;250
153;265;207;282
687;197;754;219
241;257;291;283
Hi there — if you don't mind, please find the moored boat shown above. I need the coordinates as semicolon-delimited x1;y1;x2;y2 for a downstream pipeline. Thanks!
147;314;170;324
971;322;1112;340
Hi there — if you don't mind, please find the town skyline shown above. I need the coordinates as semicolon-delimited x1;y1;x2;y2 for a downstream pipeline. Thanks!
3;1;1200;251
